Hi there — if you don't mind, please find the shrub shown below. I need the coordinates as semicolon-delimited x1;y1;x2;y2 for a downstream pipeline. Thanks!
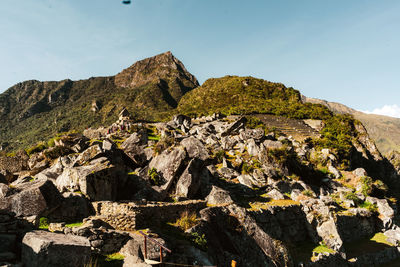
39;217;49;229
359;201;378;213
212;149;225;164
148;168;162;186
313;114;358;166
190;232;207;251
241;159;261;174
344;191;361;205
174;211;198;231
245;116;267;132
360;176;373;196
26;143;47;156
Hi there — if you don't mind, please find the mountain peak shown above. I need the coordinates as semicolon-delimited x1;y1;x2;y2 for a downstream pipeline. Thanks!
114;51;199;89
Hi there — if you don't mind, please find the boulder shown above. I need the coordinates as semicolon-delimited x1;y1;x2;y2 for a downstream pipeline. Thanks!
221;117;246;137
0;184;11;198
175;159;203;198
206;186;233;205
148;147;187;192
72;144;103;166
262;140;283;150
316;218;343;252
353;168;367;178
120;233;168;262
173;114;191;128
0;179;62;217
120;131;148;150
180;137;209;161
22;230;91;267
239;128;264;142
266;189;285;200
48;192;94;222
35;158;64;180
246;139;259;157
217;167;240;180
56;161;122;201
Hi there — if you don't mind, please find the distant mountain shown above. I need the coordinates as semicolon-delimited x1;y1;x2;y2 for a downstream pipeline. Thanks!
302;96;400;155
0;51;199;151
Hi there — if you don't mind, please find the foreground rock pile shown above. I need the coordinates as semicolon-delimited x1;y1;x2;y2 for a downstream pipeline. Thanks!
1;113;400;266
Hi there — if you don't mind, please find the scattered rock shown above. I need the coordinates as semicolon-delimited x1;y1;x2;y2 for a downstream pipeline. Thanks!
22;230;91;267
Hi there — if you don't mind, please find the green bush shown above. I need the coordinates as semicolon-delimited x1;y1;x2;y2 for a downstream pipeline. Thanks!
313;114;358;166
26;143;47;156
148;167;162;186
190;232;207;251
360;176;373;196
39;217;49;229
359;201;378;213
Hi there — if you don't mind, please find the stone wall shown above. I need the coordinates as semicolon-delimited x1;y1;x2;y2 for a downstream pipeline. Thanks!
92;200;206;230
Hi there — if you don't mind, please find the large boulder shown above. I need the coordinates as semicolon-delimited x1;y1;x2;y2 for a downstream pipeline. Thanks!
175;158;203;198
119;131;149;167
22;230;91;267
120;233;168;263
0;179;62;217
56;160;122;201
73;144;104;166
180;137;209;161
148;147;187;192
206;186;233;205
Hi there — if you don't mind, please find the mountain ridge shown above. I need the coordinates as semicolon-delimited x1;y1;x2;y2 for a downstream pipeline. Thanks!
302;95;400;155
0;51;199;151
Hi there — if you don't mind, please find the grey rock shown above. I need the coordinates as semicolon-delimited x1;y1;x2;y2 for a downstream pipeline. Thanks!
262;140;283;150
353;168;368;178
73;145;104;166
246;139;259;157
121;131;148;150
217;167;239;180
22;230;91;267
181;137;209;161
148;147;187;194
56;161;121;201
206;186;233;205
176;158;203;198
266;189;285;200
0;179;62;217
221;117;246;137
0;184;11;198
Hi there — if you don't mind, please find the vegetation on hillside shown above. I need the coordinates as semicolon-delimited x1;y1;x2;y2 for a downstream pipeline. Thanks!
178;76;332;120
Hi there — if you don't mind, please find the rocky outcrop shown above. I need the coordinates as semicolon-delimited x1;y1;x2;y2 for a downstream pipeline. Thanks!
0;179;62;217
21;230;91;267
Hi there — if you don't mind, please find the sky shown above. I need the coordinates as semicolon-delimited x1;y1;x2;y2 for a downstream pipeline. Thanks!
1;0;400;117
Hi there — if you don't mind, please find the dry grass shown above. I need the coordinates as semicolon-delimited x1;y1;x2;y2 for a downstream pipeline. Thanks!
173;211;199;231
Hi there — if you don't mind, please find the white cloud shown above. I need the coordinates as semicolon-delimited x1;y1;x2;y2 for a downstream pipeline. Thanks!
362;104;400;118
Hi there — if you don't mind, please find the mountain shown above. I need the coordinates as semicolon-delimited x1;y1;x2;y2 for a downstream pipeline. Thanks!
302;96;400;155
0;51;199;151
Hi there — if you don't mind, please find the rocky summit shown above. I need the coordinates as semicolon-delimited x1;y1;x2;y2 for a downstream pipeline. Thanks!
1;53;400;266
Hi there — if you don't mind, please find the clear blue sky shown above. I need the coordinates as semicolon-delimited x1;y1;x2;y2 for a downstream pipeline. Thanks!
1;0;400;114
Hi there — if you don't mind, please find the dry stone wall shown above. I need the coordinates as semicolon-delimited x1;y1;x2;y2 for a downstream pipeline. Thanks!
92;200;206;230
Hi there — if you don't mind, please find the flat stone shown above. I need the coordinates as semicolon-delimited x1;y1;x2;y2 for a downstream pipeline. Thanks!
22;230;91;267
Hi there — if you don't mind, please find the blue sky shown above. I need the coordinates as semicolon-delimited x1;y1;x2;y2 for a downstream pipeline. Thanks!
1;0;400;115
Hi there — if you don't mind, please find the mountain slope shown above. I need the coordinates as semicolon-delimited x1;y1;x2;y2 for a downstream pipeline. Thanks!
302;96;400;155
0;51;199;151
